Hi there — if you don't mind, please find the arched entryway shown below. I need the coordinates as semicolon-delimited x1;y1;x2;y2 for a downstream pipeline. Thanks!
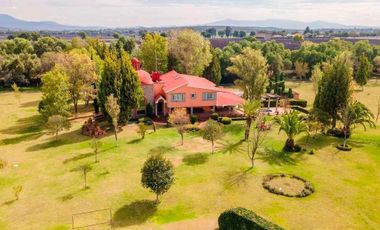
155;96;167;116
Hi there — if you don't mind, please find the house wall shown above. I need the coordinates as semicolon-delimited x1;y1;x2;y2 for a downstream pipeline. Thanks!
142;84;154;106
166;85;218;109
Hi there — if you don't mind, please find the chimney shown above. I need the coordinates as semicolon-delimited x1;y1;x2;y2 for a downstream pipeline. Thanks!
151;71;161;82
131;58;141;71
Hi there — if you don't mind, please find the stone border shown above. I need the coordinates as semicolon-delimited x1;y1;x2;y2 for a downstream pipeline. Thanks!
336;144;352;151
262;174;314;198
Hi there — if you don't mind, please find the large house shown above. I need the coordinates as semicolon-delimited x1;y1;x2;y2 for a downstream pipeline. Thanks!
132;58;244;117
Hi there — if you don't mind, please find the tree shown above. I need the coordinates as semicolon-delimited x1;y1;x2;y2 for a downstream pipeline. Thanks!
139;33;168;73
13;185;22;200
373;56;380;73
340;101;375;147
168;29;212;75
314;52;354;128
141;154;174;203
241;100;261;141
40;67;71;120
168;108;190;145
218;31;225;38
239;31;247;38
203;48;222;85
201;119;224;154
225;26;233;38
248;113;267;168
77;165;92;189
293;34;304;43
45;115;71;140
137;122;148;139
105;94;120;145
304;26;312;35
99;49;143;124
227;47;268;100
11;82;21;103
294;61;309;80
311;64;323;95
355;55;371;90
62;51;97;115
114;36;136;54
274;111;309;151
90;137;102;163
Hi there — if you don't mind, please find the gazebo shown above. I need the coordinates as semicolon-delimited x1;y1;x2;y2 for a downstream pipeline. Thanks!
262;93;282;114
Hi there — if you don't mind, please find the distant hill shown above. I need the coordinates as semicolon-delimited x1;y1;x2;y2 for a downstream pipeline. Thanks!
206;19;370;30
0;14;103;31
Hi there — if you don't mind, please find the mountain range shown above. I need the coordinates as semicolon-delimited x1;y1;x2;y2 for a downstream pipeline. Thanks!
0;14;102;31
0;14;374;31
206;19;371;30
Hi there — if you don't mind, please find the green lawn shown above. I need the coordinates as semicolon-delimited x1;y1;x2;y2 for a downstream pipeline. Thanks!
0;81;380;229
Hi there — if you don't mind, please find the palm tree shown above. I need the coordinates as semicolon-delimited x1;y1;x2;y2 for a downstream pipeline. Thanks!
274;111;308;151
241;100;261;141
341;101;375;147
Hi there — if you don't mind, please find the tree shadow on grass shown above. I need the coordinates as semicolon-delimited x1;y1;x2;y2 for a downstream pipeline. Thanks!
113;200;157;227
0;115;43;135
26;129;88;152
223;168;253;190
20;100;40;108
0;132;44;146
127;138;143;144
1;199;16;207
63;152;94;164
182;153;209;166
148;145;175;155
224;123;244;135
219;140;244;155
257;148;306;166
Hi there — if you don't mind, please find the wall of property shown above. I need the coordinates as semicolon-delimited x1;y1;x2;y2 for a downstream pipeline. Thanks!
166;85;218;108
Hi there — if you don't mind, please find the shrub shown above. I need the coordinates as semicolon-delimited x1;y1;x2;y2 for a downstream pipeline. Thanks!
287;88;294;98
211;113;219;121
190;114;198;124
138;117;153;125
38;100;45;113
289;99;307;108
291;106;310;114
218;207;284;230
220;117;232;125
146;103;154;118
184;124;200;132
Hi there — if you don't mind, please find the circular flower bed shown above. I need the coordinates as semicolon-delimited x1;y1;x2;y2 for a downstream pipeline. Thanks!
262;174;314;198
336;144;352;151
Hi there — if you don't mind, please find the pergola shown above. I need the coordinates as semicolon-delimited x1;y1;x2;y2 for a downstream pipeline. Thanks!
262;93;282;114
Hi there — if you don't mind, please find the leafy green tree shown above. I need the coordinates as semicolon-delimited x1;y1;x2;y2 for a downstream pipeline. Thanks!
293;34;304;43
139;33;168;73
248;113;267;168
201;119;224;153
227;47;268;100
241;100;261;141
274;111;309;151
340;101;375;147
40;67;71;120
169;29;212;75
11;82;21;103
295;61;309;80
141;154;174;203
61;51;97;114
168;108;190;145
137;122;148;139
352;40;373;60
225;26;232;38
203;48;222;85
105;94;120;145
355;55;371;90
45;115;71;140
314;52;354;128
90;137;102;163
311;64;323;95
218;31;225;38
114;36;136;54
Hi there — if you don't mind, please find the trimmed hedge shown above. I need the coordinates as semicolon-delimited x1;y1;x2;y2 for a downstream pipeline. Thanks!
218;207;284;230
289;99;307;108
291;106;310;114
211;113;219;121
220;117;232;125
190;114;198;124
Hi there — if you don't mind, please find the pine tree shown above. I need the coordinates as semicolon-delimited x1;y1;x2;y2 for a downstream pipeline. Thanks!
355;55;370;90
203;48;222;85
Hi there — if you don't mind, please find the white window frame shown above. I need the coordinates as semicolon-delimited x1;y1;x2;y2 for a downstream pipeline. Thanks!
203;92;216;101
172;93;185;102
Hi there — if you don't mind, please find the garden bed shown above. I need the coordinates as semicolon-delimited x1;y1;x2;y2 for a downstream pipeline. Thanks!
262;174;314;198
336;144;352;151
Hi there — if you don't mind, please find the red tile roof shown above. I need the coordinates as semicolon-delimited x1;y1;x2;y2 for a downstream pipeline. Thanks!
216;92;245;107
160;70;219;92
137;70;154;85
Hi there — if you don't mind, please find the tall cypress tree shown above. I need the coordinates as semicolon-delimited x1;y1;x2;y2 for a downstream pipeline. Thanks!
355;55;370;90
314;52;353;128
99;49;143;124
203;48;222;85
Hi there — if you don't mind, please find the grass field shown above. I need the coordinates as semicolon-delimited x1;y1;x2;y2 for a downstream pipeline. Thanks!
0;81;380;229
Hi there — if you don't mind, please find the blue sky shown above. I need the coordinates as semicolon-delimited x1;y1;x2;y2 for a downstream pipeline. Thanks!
1;0;379;27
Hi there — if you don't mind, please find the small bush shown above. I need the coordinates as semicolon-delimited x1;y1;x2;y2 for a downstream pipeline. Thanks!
184;124;200;132
287;88;294;98
211;113;219;121
218;207;284;230
291;106;310;114
138;117;153;125
38;100;45;113
190;114;198;124
289;99;307;108
220;117;232;125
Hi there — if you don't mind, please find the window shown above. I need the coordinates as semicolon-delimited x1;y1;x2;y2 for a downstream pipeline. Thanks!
191;93;196;100
203;92;216;101
172;93;185;102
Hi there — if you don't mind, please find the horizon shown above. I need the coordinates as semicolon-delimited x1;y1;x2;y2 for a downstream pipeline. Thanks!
1;0;380;28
